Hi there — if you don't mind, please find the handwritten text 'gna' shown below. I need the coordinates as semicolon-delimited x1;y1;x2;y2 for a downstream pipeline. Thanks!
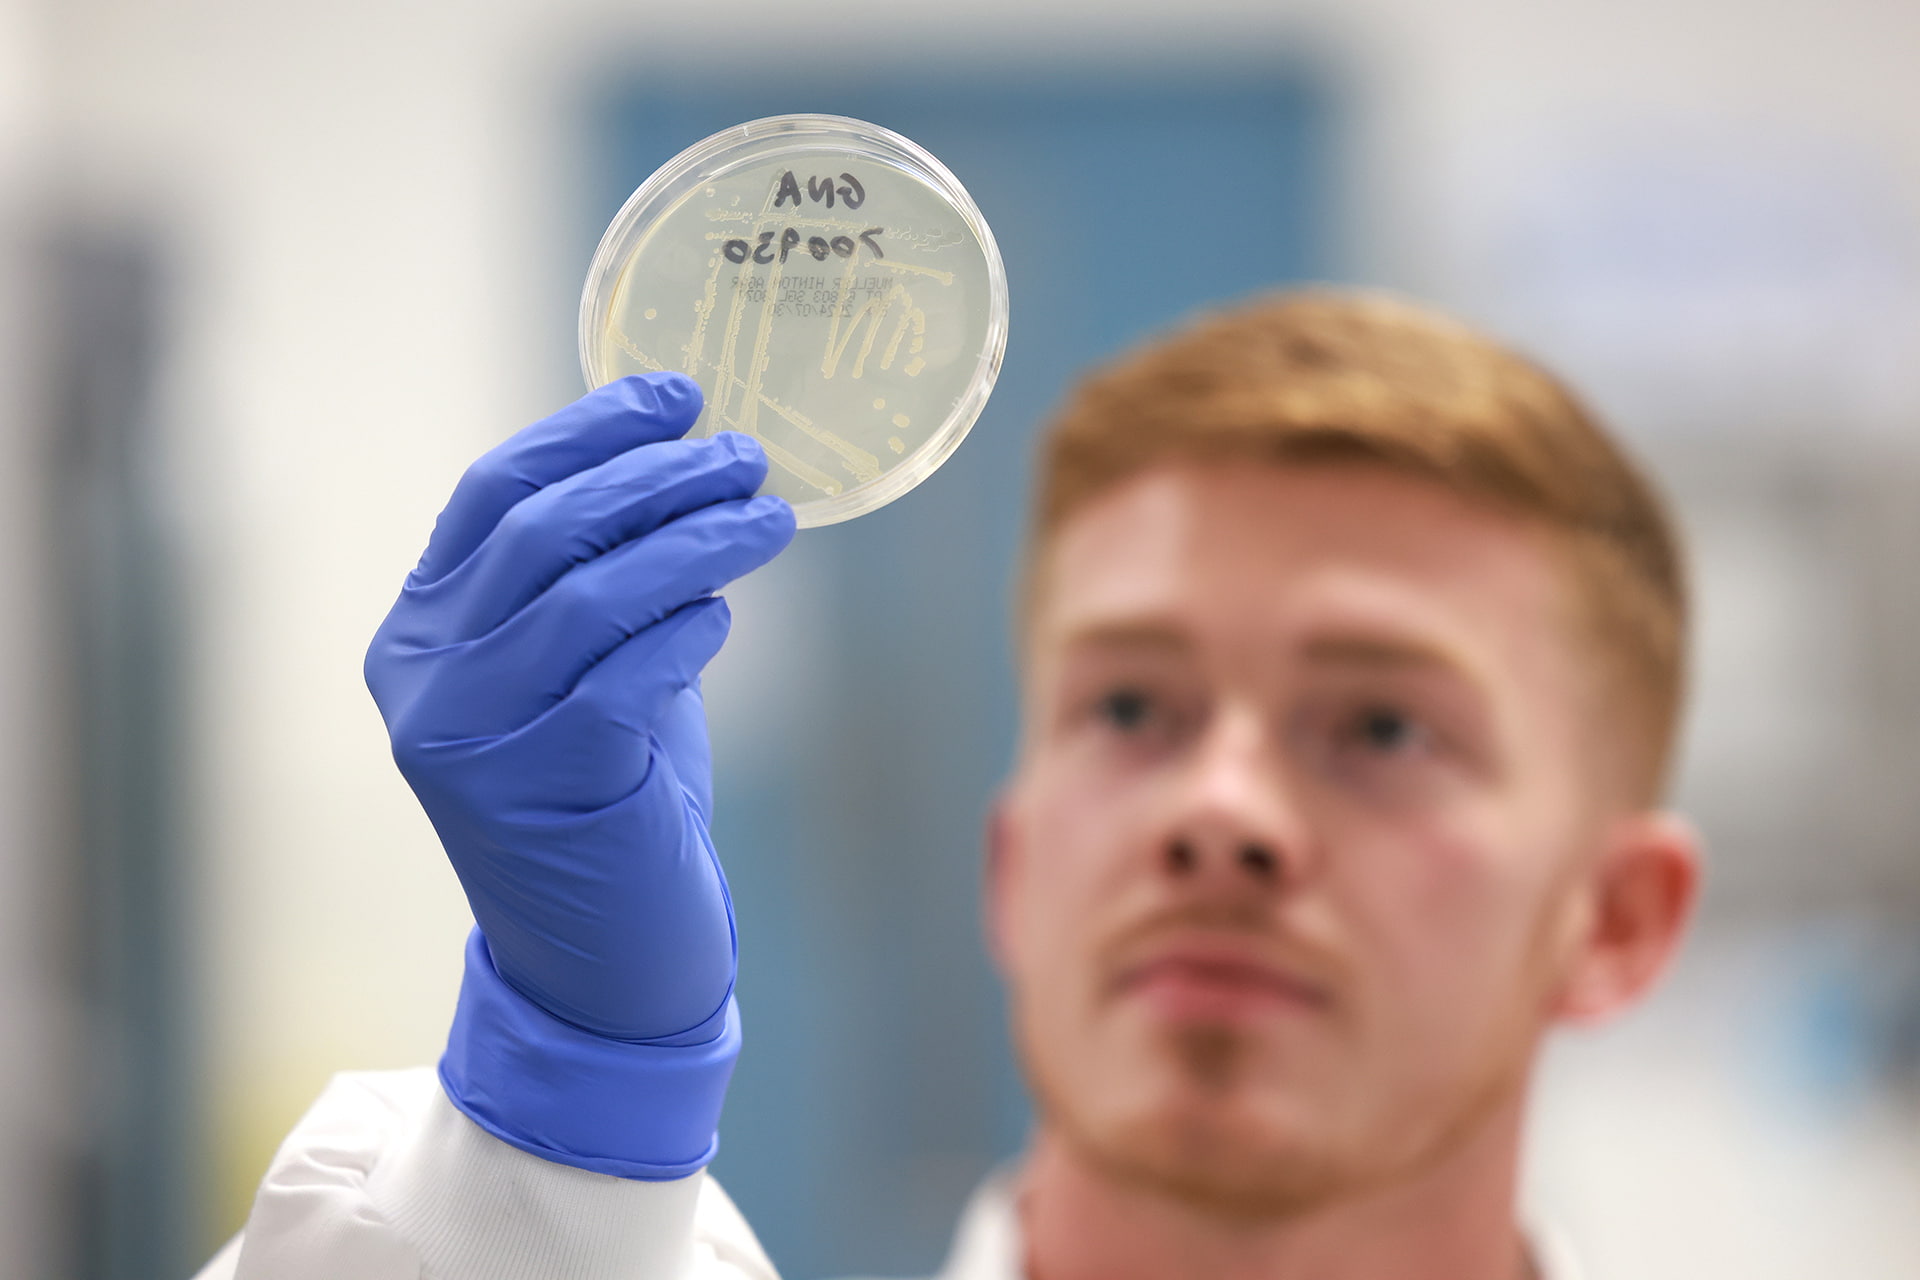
773;171;866;210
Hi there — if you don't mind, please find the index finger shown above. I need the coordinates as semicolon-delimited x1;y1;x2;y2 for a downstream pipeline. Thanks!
411;372;707;586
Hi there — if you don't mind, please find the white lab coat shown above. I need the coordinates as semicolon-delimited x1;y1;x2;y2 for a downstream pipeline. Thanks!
191;1068;1584;1280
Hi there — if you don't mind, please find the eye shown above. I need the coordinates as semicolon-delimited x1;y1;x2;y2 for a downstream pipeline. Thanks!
1293;688;1487;807
1326;703;1437;763
1353;706;1421;753
1097;688;1153;731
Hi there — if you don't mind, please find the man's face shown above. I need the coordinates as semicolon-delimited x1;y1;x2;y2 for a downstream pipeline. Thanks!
994;462;1637;1213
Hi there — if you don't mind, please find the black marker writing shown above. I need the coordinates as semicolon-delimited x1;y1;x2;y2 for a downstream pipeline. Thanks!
772;170;866;210
722;228;886;265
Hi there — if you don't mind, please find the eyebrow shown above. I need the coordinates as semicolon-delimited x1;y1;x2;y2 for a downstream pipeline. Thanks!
1298;634;1464;672
1298;632;1504;725
1056;620;1194;654
1054;621;1491;695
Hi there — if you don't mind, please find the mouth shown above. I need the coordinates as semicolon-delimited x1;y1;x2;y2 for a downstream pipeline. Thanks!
1112;942;1334;1023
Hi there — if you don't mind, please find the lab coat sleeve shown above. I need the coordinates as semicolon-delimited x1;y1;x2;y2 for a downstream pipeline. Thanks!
189;1066;779;1280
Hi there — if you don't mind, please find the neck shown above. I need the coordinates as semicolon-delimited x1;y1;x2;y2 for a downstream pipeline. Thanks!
1017;1095;1533;1280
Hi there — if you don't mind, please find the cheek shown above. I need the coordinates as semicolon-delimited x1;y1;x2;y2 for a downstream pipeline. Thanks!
1001;785;1093;977
1001;766;1144;995
1339;805;1561;1034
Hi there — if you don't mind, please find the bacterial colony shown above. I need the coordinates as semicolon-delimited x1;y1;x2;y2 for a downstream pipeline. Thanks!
588;151;997;521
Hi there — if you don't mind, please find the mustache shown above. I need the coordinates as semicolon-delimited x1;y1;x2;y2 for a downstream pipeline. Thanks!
1096;900;1349;995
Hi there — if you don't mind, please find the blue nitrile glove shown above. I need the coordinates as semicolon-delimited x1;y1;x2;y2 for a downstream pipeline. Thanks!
364;372;795;1178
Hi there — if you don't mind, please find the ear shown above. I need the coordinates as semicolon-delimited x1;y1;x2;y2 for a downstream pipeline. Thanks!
1549;811;1703;1024
982;788;1020;977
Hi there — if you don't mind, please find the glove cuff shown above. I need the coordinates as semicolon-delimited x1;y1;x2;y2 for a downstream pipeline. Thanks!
439;927;739;1180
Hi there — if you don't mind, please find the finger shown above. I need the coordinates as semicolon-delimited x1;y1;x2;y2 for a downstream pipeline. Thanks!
422;495;794;739
412;372;705;586
418;432;767;642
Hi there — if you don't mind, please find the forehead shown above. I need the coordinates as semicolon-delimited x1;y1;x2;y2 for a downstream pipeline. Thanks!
1030;463;1582;685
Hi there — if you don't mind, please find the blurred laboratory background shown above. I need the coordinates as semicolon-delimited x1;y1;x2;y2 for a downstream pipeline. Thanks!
1;0;1917;1277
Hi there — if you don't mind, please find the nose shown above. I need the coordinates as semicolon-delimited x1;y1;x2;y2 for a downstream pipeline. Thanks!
1158;708;1305;891
1164;835;1284;883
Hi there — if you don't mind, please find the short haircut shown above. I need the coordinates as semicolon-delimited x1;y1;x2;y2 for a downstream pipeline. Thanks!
1026;290;1688;804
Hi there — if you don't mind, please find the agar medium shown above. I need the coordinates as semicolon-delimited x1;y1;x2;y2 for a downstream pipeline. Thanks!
580;115;1009;527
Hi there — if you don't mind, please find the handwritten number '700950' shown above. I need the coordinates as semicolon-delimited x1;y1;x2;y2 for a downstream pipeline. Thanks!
724;228;885;265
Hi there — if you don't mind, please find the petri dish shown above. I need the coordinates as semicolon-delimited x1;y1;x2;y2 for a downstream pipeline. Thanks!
580;114;1009;527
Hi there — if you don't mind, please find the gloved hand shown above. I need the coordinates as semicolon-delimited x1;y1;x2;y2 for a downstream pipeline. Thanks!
364;372;795;1178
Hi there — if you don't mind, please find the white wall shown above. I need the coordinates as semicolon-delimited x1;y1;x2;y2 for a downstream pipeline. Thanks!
0;2;77;1276
19;0;1920;1269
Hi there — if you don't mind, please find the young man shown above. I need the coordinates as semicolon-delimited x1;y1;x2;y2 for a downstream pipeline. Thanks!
196;291;1700;1280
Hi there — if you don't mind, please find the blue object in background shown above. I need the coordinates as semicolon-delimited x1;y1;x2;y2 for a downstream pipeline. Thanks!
584;64;1341;1279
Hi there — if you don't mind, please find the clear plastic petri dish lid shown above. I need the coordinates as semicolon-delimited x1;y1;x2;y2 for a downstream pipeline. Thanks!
580;114;1009;527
